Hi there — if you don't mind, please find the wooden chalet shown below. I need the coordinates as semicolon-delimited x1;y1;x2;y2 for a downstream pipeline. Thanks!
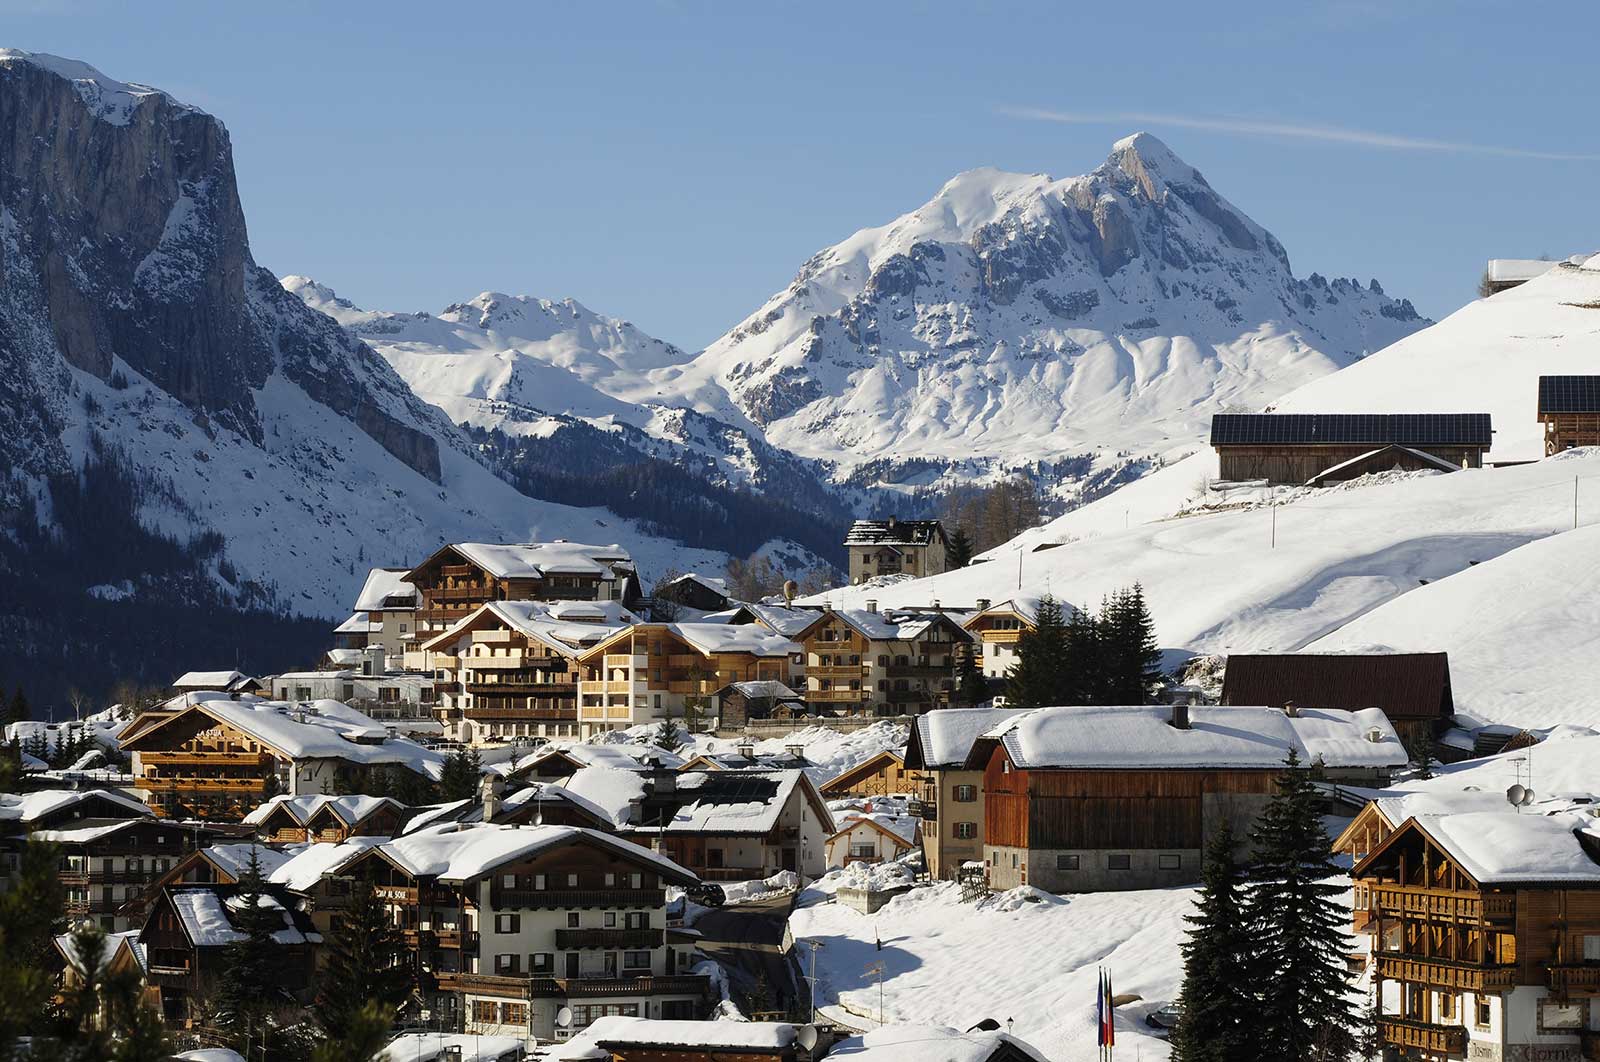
244;794;406;843
714;680;808;728
51;929;156;1014
404;541;640;651
652;573;732;614
901;707;1030;880
845;517;949;584
0;787;153;832
551;1016;804;1060
1539;376;1600;455
1208;413;1493;485
968;704;1406;892
792;606;972;718
1220;651;1453;747
575;623;797;737
139;883;319;1025
819;749;909;799
418;599;638;743
962;597;1041;679
121;842;295;924
1351;810;1600;1060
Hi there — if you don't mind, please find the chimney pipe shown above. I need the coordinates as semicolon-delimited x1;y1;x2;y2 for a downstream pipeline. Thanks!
866;600;878;614
1171;703;1191;730
977;598;991;611
480;773;503;822
737;742;756;761
1283;700;1300;718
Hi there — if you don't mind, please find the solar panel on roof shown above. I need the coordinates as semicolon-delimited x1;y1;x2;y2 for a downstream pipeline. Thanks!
1209;413;1493;447
1539;376;1600;414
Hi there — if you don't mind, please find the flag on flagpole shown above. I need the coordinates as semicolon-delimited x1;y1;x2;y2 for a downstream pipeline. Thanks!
1096;968;1106;1048
1105;968;1115;1048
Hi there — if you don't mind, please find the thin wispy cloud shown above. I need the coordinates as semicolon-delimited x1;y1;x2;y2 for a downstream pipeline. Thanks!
1002;106;1600;162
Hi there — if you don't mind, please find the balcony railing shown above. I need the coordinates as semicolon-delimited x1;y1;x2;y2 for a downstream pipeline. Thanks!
885;665;951;677
435;972;709;999
465;681;577;695
1368;884;1514;922
462;706;576;722
491;888;665;909
139;777;270;792
1549;964;1600;994
555;928;663;949
1375;953;1519;992
1378;1017;1466;1057
696;866;770;882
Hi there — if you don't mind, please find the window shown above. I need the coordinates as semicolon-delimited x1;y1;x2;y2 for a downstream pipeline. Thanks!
629;872;642;889
534;874;546;890
707;849;724;868
567;873;579;887
1056;854;1079;871
953;822;977;840
625;912;650;929
850;843;877;858
502;1001;527;1026
1585;934;1600;962
493;954;519;974
604;912;618;928
1107;854;1131;871
494;913;520;934
1158;854;1181;870
1439;992;1456;1021
623;950;652;970
1475;997;1492;1027
531;953;554;974
472;1000;498;1024
502;873;515;888
604;872;616;887
953;784;977;803
567;912;581;928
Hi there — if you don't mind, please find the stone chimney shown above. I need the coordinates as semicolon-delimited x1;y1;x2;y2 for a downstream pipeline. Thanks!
785;742;806;761
737;741;757;761
1170;703;1191;730
866;600;878;614
480;773;503;822
977;598;991;611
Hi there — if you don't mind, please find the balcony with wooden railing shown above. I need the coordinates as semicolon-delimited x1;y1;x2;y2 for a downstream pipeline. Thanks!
1550;964;1600;995
1375;953;1519;992
1369;884;1514;923
463;705;576;722
886;664;952;678
139;776;271;793
1378;1017;1467;1057
809;665;865;679
555;927;663;949
808;689;866;704
435;972;708;999
465;680;577;695
491;887;665;909
142;751;273;767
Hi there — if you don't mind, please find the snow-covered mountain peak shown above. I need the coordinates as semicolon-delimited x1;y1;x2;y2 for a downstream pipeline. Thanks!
0;49;196;126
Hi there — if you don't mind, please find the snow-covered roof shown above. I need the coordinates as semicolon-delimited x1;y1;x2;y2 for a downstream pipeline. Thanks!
910;708;1032;769
170;890;245;948
171;670;250;690
374;822;696;884
736;603;823;636
268;838;387;892
1403;812;1600;885
630;769;832;837
554;1017;796;1057
805;607;953;642
198;843;295;881
979;705;1406;770
442;541;632;579
381;1034;525;1062
174;1051;245;1062
0;787;151;826
827;1023;1050;1062
964;596;1045;628
723;679;802;701
131;695;448;780
55;929;141;978
243;794;401;828
666;622;799;657
334;613;375;636
420;598;638;655
354;567;418;612
560;766;649;827
845;519;947;547
659;572;730;596
1487;258;1560;283
832;811;919;846
34;819;158;845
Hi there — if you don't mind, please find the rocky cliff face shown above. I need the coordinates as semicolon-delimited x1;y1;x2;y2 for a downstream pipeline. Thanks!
638;133;1430;483
0;49;439;482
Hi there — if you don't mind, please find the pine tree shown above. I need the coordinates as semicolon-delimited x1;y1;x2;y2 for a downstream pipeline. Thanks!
438;747;482;801
0;840;65;1054
1097;585;1162;703
316;882;410;1036
311;1000;394;1062
955;642;988;707
946;528;974;569
653;718;683;751
1246;750;1359;1062
1061;603;1104;704
214;847;289;1040
7;687;29;727
1171;822;1257;1062
1005;595;1069;706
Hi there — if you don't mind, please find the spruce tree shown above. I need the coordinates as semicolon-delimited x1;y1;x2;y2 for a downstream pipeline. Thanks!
946;528;974;569
1172;822;1256;1062
315;881;410;1036
1005;595;1069;706
1246;750;1359;1062
311;1000;395;1062
438;747;482;801
214;847;288;1040
653;718;683;751
955;643;988;707
1062;603;1104;704
7;688;29;727
0;840;65;1054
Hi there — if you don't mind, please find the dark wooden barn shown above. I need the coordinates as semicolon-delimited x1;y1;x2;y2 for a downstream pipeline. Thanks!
1537;375;1600;455
1220;651;1453;746
1209;413;1493;485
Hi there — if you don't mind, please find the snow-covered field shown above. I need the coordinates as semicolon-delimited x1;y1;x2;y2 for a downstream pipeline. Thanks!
791;877;1196;1061
598;721;909;789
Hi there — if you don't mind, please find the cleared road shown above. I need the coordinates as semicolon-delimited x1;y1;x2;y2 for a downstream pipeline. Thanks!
693;894;804;1019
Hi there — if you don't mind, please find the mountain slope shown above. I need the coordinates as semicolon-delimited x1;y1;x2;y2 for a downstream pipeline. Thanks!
637;134;1428;482
0;50;725;629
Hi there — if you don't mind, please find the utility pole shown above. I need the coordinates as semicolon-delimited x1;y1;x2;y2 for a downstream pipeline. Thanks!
802;939;826;1024
865;961;885;1025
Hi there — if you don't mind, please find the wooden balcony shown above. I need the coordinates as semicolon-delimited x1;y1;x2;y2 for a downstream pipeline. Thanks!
1369;884;1514;923
1379;1018;1467;1057
885;664;951;677
696;866;770;882
465;681;576;695
435;972;708;999
462;706;576;722
139;776;270;792
1550;964;1600;995
491;887;665;909
809;665;865;679
142;751;272;767
1375;954;1519;992
555;927;663;949
809;690;866;703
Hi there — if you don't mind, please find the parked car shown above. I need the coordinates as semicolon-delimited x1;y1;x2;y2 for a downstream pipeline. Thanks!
1144;1001;1183;1034
687;882;726;908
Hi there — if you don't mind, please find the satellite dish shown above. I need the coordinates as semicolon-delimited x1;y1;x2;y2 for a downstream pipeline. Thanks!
797;1025;820;1050
555;1005;573;1028
1507;784;1532;807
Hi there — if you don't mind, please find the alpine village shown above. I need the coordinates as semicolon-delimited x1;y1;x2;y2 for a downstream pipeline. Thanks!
4;19;1600;1062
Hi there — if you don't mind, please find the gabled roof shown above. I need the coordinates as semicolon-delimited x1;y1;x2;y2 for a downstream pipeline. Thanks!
410;541;633;582
555;1017;796;1058
0;787;151;827
796;607;971;644
821;749;905;793
967;705;1406;770
171;670;254;692
845;519;948;548
962;597;1044;630
575;622;798;662
1353;812;1600;887
164;886;319;948
1209;413;1493;448
1304;444;1463;486
729;603;822;637
1538;375;1600;415
334;612;376;634
353;567;418;612
365;822;697;885
718;680;802;702
243;794;402;829
828;811;919;847
419;598;638;654
657;572;729;596
627;769;834;837
904;708;1031;770
1220;651;1453;721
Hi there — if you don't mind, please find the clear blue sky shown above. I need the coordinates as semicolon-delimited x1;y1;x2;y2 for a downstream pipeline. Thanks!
9;1;1596;349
